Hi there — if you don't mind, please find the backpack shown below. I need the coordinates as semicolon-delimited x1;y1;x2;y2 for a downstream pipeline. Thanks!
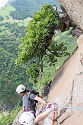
26;88;39;103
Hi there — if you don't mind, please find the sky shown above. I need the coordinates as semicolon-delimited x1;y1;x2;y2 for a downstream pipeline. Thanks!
0;0;9;8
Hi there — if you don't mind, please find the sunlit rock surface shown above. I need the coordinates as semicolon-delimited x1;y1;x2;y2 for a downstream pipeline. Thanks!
57;0;83;30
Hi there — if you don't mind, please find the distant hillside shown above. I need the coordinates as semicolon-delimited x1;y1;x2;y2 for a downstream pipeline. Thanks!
9;0;60;20
0;5;33;109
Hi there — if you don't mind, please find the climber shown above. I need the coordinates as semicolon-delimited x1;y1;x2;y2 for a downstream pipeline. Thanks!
16;84;58;125
16;84;47;115
19;103;57;125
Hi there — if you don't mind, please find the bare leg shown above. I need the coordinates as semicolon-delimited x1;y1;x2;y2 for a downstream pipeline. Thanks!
34;109;52;125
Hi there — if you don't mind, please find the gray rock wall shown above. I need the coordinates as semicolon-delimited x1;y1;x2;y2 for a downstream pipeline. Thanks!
57;0;83;30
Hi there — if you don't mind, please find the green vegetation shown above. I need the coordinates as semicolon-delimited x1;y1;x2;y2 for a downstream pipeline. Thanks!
0;6;32;109
16;4;60;83
16;4;72;83
0;106;21;125
0;23;30;108
0;4;32;27
34;29;77;90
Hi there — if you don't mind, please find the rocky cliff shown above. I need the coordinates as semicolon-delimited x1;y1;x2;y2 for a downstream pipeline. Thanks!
46;34;83;125
57;0;83;30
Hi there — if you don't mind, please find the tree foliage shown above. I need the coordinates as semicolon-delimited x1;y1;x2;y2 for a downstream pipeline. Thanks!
16;4;68;83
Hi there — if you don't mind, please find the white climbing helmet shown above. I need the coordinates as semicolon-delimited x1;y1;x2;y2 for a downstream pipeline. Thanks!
16;84;26;93
19;112;35;125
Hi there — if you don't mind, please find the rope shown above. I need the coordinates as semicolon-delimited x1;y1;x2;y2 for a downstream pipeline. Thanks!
58;105;83;110
52;102;83;111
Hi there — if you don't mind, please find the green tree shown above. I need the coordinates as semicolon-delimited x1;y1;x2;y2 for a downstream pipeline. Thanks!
16;4;67;82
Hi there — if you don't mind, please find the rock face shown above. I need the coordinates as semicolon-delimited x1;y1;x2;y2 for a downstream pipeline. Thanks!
12;110;22;125
47;35;83;125
57;0;83;30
